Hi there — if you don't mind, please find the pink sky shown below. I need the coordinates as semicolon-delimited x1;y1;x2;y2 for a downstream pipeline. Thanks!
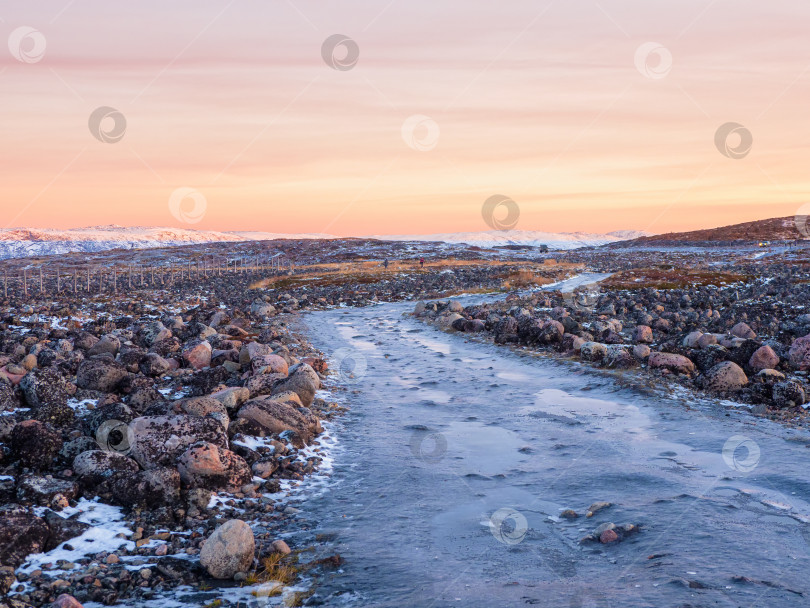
1;0;810;235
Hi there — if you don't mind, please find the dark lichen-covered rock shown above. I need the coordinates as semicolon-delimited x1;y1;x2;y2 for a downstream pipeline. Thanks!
128;414;229;469
76;358;128;392
11;420;63;470
0;505;50;568
19;366;71;408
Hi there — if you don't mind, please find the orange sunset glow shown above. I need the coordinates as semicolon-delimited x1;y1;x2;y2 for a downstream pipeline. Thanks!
2;1;810;235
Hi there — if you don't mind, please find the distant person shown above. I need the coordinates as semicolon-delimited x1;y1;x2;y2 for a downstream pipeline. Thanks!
419;257;425;268
383;259;389;269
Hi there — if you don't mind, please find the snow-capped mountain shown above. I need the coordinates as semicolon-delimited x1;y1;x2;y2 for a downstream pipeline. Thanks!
0;226;335;260
0;225;650;260
372;230;650;249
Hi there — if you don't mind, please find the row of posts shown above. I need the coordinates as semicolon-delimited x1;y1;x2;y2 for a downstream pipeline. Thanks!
1;253;294;298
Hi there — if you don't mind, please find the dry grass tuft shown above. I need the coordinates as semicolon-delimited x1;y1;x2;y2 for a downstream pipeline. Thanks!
501;270;553;290
252;552;299;586
602;267;752;290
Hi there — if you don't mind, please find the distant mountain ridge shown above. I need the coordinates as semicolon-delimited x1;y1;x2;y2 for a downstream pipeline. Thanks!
610;216;808;247
370;229;650;249
0;225;650;260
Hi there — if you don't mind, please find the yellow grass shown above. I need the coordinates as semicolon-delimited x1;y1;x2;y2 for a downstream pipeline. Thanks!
248;258;580;291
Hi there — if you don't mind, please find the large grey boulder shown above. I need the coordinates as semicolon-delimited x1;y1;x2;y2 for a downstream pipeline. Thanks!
200;519;255;579
237;396;322;446
271;362;320;407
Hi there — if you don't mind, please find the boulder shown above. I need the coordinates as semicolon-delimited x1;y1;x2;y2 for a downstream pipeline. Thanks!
81;402;134;438
633;326;653;344
140;321;171;346
237;396;321;445
53;595;84;608
210;387;250;415
32;401;76;428
42;511;91;552
128;415;228;469
16;476;80;505
602;346;638;369
537;320;564;344
182;340;212;370
188;366;230;397
108;467;181;508
648;352;695;375
271;363;320;407
250;301;276;318
177;442;252;491
692;344;731;373
632;344;651;360
682;331;703;348
789;334;810;371
171;396;229;428
701;361;748;393
0;505;50;568
696;333;718;349
239;342;273;366
0;381;19;412
244;373;286;398
73;450;140;484
76;358;128;392
11;420;62;470
19;367;71;408
138;353;171;377
773;381;807;408
199;519;255;579
437;313;464;330
730;322;756;339
749;345;779;372
580;342;607;362
87;335;120;358
251;354;289;376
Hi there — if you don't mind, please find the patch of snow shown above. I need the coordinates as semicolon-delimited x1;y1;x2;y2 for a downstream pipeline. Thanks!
19;499;133;574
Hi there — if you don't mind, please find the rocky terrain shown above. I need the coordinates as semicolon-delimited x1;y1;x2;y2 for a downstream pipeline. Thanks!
0;237;570;608
0;219;807;608
414;243;810;425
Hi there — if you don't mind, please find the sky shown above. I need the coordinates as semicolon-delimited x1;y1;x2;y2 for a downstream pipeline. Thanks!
1;0;810;236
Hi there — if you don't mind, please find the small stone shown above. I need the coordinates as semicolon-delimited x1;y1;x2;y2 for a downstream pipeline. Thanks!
586;501;612;517
53;594;84;608
599;529;619;544
271;539;292;555
155;544;168;556
105;554;119;564
560;509;579;519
